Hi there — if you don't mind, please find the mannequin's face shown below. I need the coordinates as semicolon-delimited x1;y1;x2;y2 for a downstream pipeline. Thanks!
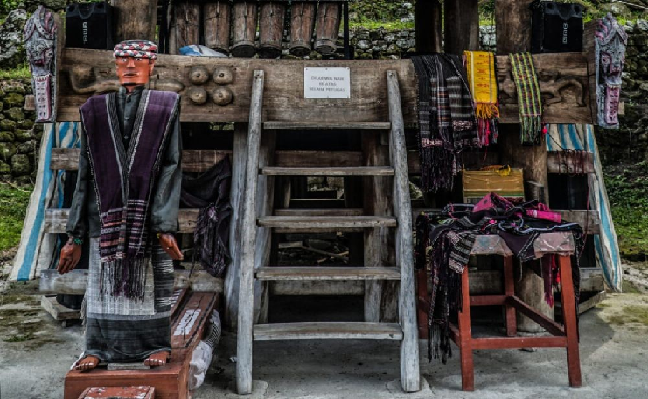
115;56;155;90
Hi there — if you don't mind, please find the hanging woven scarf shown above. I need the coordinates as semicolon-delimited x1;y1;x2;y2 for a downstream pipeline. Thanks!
412;55;479;193
464;51;499;145
80;90;180;299
509;52;543;145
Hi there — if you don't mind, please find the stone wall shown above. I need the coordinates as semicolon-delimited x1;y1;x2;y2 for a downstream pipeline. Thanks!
0;78;39;184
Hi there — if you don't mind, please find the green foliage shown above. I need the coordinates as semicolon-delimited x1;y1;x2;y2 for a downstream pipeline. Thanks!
0;65;31;80
350;20;414;31
0;182;32;252
605;162;648;259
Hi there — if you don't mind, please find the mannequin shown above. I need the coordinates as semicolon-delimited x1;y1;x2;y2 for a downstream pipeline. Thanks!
58;40;183;371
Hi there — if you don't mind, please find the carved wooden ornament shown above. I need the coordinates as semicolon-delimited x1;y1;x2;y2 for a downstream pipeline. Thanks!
213;66;234;85
189;65;210;85
212;86;234;106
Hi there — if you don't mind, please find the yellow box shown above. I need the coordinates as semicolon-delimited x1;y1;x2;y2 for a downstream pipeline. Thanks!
462;168;525;203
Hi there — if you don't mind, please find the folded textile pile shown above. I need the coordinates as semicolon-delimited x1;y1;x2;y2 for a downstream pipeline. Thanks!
464;51;499;146
415;193;583;363
412;54;480;193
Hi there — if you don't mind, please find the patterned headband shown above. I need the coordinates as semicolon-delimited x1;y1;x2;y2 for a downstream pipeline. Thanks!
114;40;158;60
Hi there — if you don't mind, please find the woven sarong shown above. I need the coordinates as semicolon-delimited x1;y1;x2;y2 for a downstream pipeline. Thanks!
464;50;499;145
509;52;543;145
85;238;174;362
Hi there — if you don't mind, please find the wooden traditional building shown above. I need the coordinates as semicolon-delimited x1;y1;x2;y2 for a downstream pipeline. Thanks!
11;0;620;397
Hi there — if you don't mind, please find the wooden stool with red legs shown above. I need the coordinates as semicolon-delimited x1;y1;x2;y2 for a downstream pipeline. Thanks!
418;233;582;391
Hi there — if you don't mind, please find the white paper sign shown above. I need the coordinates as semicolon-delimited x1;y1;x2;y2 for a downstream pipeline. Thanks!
304;67;351;99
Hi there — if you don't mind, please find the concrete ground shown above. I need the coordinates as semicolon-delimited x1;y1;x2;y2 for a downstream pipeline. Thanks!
1;282;648;399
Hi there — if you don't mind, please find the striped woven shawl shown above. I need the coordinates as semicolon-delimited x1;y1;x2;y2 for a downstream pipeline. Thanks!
509;52;543;145
79;90;179;298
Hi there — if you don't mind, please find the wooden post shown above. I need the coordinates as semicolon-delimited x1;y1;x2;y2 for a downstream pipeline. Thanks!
254;130;276;324
415;0;442;53
444;0;480;54
496;0;552;333
231;1;258;58
236;70;265;395
258;2;286;59
169;1;200;54
362;131;393;322
113;0;157;42
289;1;317;57
204;1;232;54
315;2;341;55
225;124;247;330
387;71;420;393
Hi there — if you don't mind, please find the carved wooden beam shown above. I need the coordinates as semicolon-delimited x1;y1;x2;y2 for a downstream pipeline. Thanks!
57;49;593;125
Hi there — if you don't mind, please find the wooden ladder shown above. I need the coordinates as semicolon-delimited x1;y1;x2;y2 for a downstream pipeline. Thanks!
236;70;420;394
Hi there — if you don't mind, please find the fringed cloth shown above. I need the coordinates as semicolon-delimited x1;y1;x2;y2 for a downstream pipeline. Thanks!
415;193;583;363
181;157;233;277
412;54;480;193
79;90;180;299
509;52;544;145
464;51;499;145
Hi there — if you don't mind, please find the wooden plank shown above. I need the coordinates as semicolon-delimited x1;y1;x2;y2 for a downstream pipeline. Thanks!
506;296;565;336
362;130;394;323
39;269;224;295
41;295;80;321
471;336;567;350
225;124;247;329
256;266;401;281
253;322;403;341
51;149;232;172
270;281;364;296
387;70;420;392
547;151;595;174
261;166;394;176
58;52;419;125
263;121;391;130
258;216;397;230
578;291;606;314
275;150;363;168
274;208;363;217
171;292;218;350
236;70;264;395
58;49;592;125
43;208;199;234
580;267;605;292
558;255;583;387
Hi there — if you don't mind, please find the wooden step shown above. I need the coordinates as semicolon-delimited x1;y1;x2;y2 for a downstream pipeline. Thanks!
258;216;397;232
256;266;401;281
264;121;391;130
254;322;403;341
261;166;394;176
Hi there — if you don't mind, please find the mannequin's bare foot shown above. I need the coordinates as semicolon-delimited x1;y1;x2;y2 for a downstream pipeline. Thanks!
144;351;170;367
75;355;100;372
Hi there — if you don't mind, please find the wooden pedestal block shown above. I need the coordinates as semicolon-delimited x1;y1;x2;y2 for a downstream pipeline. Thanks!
78;386;155;398
64;292;219;399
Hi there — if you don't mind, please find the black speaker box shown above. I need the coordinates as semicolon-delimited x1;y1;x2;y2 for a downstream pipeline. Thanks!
531;1;583;53
66;2;114;50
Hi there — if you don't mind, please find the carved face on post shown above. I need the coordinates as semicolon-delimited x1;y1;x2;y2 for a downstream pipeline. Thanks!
113;40;159;90
595;13;627;129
